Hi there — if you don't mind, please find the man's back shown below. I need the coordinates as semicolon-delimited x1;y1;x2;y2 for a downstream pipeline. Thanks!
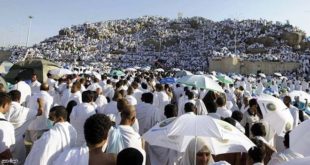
54;146;116;165
12;81;31;104
135;102;157;135
133;89;143;103
25;122;77;165
268;148;304;165
6;102;37;132
31;80;41;94
5;102;37;164
101;101;118;116
27;91;53;131
217;106;232;118
70;103;96;146
0;114;15;156
89;151;116;165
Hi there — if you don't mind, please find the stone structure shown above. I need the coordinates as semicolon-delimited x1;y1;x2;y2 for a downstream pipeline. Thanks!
209;57;300;74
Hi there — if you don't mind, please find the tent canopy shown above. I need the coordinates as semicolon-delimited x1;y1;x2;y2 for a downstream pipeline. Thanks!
0;61;13;74
5;59;60;83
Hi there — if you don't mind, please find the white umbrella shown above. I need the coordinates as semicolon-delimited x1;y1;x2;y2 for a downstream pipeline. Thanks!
259;73;266;78
141;66;151;71
154;68;164;72
177;75;224;93
211;71;217;76
280;76;288;80
196;71;204;75
49;68;72;76
133;66;141;70
125;68;136;72
200;119;255;155
92;71;101;80
257;94;294;136
216;74;234;84
206;75;219;81
172;68;181;71
142;117;192;151
84;70;92;74
274;72;282;77
231;75;242;81
175;70;193;77
247;77;256;82
167;115;224;138
289;90;310;103
290;119;310;157
143;116;255;154
280;157;310;165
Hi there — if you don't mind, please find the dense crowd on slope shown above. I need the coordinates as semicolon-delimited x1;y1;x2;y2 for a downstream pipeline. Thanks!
4;16;310;73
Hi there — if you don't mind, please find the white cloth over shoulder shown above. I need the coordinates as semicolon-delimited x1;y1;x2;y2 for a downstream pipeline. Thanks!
106;125;145;165
267;148;304;165
67;91;82;106
5;102;37;132
216;107;232;118
27;91;54;131
135;102;158;135
153;91;171;121
0;113;15;154
5;102;37;164
53;146;89;165
11;81;31;105
106;125;142;153
70;103;96;147
86;83;102;91
95;95;108;109
99;101;118;116
24;122;77;165
30;80;41;95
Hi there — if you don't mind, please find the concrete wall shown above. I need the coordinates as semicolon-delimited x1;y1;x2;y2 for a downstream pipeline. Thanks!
209;57;300;74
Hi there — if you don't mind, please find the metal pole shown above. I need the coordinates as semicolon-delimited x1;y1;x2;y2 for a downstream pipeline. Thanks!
234;20;237;55
234;32;237;54
26;16;33;47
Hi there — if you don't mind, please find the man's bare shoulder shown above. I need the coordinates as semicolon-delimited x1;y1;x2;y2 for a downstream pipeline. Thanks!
89;152;117;165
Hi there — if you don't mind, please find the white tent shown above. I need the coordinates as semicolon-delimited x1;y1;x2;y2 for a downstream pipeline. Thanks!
0;61;13;75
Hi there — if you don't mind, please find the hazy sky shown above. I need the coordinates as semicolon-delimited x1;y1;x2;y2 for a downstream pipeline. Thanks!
1;0;309;47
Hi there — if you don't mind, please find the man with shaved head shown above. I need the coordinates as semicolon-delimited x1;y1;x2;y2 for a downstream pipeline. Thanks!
106;104;146;164
26;83;54;142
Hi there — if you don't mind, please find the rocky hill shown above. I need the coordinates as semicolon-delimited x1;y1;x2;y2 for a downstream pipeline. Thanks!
8;16;310;66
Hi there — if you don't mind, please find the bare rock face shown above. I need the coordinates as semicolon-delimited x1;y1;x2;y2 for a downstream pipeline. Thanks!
300;41;310;51
246;47;268;54
281;31;305;47
59;28;75;37
245;36;275;47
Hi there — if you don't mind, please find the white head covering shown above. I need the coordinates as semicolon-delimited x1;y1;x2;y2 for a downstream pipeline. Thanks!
126;96;137;105
179;137;214;165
